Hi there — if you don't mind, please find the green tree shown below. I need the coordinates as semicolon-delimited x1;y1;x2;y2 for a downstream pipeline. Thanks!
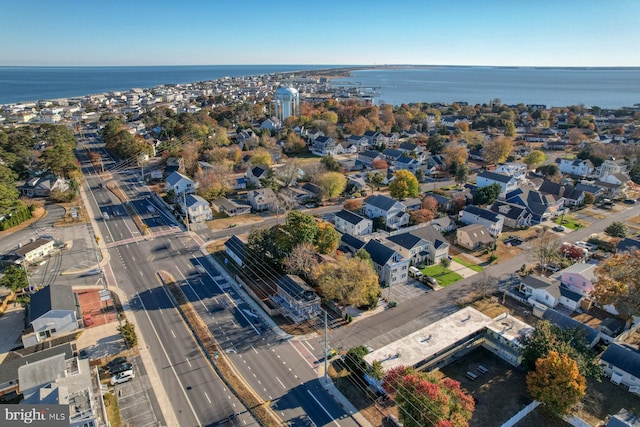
117;320;138;348
526;351;586;417
537;164;560;179
320;155;343;172
604;221;628;238
520;320;602;379
455;163;469;186
248;148;272;166
315;255;380;307
317;172;347;199
426;135;445;154
315;222;340;254
524;150;546;168
0;265;29;293
366;171;385;191
583;192;595;205
389;170;419;200
503;120;516;137
383;366;475;427
473;183;501;205
439;257;451;274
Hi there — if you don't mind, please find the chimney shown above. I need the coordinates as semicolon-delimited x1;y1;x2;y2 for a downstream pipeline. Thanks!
559;185;565;197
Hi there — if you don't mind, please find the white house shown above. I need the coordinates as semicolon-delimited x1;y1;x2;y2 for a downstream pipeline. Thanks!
364;195;409;229
476;171;519;199
13;238;55;264
601;343;640;388
363;239;410;286
495;162;528;182
166;171;195;194
247;188;277;211
519;275;560;308
23;285;78;347
184;194;213;223
334;209;373;236
557;158;594;177
459;205;505;236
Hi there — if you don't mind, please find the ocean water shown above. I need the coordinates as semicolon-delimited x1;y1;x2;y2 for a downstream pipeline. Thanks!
331;67;640;109
0;65;339;105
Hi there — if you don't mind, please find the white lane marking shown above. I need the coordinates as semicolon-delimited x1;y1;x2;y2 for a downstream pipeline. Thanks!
307;390;340;426
170;330;176;338
276;377;286;389
204;392;211;404
136;295;203;426
186;358;192;367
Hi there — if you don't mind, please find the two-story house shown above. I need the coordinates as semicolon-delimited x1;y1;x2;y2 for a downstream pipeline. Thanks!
456;224;494;250
489;201;533;229
247;188;277;212
184;194;213;223
357;150;384;169
345;135;370;152
364;130;388;147
557;158;594;177
334;209;373;237
559;263;596;298
459;205;505;236
494;162;528;182
364;195;409;229
273;274;321;323
166;171;196;194
387;224;449;265
392;155;422;173
311;135;339;156
538;180;585;206
601;343;640;388
476;171;519;199
363;239;410;286
597;158;628;179
22;285;78;347
505;186;564;224
245;165;270;188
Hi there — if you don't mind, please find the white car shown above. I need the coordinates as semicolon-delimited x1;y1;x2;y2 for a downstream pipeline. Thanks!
110;369;135;385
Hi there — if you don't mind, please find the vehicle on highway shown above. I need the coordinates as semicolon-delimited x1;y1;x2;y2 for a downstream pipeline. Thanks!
109;362;133;375
110;369;135;385
552;225;565;232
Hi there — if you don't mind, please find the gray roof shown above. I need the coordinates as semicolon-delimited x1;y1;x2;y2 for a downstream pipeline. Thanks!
165;171;192;187
559;285;583;302
340;233;366;252
477;171;513;184
521;275;555;289
365;194;400;211
359;150;382;160
364;239;399;266
541;308;599;344
617;238;640;253
185;194;208;207
18;353;66;393
575;182;601;194
277;274;318;302
335;209;368;225
463;205;503;222
490;201;530;220
382;148;403;159
225;235;248;263
410;225;448;249
387;233;424;250
29;285;76;324
601;343;640;380
607;408;640;427
0;343;75;385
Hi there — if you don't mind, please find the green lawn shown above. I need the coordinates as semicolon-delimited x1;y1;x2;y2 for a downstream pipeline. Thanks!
452;256;484;272
555;216;584;230
421;265;463;286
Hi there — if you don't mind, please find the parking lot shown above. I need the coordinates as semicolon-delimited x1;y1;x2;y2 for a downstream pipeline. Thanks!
384;278;432;303
112;357;161;427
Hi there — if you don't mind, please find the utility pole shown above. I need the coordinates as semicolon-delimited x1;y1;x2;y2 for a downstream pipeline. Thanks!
324;310;328;382
183;192;190;232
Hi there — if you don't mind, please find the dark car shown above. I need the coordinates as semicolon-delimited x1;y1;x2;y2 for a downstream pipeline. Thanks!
110;362;133;375
106;357;127;369
422;276;438;286
624;199;636;205
552;225;565;232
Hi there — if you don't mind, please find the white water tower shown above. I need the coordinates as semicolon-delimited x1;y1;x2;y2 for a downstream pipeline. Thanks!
274;87;299;120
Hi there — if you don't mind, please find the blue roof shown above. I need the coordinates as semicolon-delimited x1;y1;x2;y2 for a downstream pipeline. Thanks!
340;233;366;252
601;343;640;380
364;239;398;266
335;209;368;225
365;194;400;211
478;171;513;184
387;233;423;250
542;308;599;345
463;205;502;222
382;148;403;158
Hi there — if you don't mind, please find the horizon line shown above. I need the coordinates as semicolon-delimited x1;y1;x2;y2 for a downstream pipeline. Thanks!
1;64;640;69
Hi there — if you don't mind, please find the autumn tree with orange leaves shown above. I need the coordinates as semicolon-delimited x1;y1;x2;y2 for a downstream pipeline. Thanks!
383;366;475;427
592;250;640;320
526;351;586;417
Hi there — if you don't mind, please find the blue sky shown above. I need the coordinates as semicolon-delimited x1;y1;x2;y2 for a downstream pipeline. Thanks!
2;0;639;66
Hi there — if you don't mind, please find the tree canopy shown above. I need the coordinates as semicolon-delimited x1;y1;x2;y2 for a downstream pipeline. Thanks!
524;150;546;168
604;221;628;238
316;172;347;199
0;265;29;293
592;250;640;319
383;365;475;427
389;170;420;200
526;351;586;417
472;183;501;205
315;254;379;307
483;137;514;164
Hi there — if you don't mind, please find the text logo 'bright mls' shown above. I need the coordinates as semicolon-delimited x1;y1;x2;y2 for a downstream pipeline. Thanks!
2;405;67;426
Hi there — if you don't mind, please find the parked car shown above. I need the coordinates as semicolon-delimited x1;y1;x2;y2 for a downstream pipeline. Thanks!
110;369;135;385
110;362;133;375
422;276;438;286
624;199;636;205
106;357;127;369
552;225;566;232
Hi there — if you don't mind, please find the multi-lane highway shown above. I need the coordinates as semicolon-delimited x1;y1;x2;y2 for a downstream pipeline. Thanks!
78;135;362;426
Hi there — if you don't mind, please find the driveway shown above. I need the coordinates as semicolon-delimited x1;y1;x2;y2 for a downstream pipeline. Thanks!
448;260;478;279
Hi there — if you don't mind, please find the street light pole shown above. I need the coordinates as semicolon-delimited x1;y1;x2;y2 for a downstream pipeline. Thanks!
324;309;328;382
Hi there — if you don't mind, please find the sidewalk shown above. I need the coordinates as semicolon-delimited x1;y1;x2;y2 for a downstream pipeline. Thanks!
199;242;375;427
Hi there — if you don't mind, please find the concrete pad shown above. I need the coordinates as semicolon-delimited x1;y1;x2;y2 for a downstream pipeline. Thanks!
449;260;478;279
75;322;126;360
0;307;26;360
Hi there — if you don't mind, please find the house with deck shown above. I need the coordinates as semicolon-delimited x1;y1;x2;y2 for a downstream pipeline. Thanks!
363;239;409;286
